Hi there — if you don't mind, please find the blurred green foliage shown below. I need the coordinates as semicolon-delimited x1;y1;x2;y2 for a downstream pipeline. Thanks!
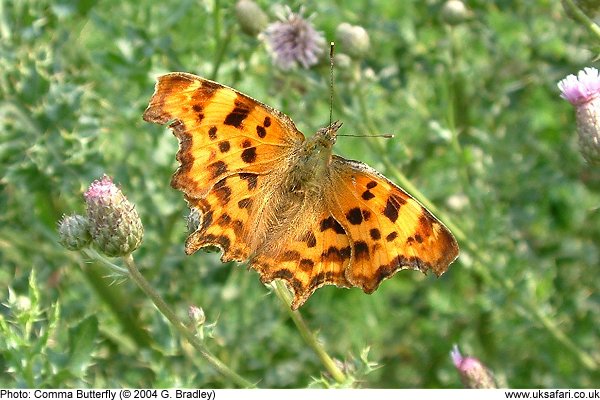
1;0;599;388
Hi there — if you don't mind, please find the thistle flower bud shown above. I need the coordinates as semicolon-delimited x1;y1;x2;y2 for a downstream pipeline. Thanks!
558;67;600;165
451;345;496;388
84;175;143;257
188;305;206;326
235;0;268;36
58;214;92;251
260;6;325;70
336;23;370;59
441;0;472;25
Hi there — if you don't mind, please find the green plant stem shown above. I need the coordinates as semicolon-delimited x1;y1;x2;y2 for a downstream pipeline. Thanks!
122;254;255;388
531;305;597;371
562;0;600;40
209;0;232;81
272;281;347;384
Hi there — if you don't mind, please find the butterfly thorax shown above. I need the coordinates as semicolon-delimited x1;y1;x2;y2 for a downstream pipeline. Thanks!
248;121;343;256
285;120;343;192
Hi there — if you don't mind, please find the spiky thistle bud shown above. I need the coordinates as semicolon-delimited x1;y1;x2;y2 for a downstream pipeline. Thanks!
235;0;268;36
336;23;370;59
58;214;92;251
84;175;143;257
451;345;497;389
558;67;600;165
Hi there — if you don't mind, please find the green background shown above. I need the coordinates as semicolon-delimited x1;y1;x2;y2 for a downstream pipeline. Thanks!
1;0;599;388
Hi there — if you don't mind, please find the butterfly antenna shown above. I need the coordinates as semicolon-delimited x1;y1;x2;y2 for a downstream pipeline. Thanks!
338;133;395;139
329;41;335;130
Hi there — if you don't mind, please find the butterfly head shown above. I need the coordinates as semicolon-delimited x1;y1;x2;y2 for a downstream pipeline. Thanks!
315;120;343;148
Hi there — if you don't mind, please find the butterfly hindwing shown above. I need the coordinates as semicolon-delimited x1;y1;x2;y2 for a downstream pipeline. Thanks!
252;208;352;310
184;172;266;261
327;156;459;293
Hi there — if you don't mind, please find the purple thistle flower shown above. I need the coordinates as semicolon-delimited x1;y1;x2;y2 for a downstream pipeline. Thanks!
558;67;600;165
558;67;600;106
260;6;325;70
451;345;497;389
84;175;143;257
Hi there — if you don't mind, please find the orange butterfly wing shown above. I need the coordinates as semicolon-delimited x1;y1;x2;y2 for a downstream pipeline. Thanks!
143;72;304;199
326;156;459;293
143;73;306;263
144;72;458;309
251;208;353;309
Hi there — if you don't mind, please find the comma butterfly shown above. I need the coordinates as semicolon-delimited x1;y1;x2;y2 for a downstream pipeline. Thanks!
143;72;459;309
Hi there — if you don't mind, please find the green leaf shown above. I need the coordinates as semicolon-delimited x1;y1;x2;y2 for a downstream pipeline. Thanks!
67;315;98;375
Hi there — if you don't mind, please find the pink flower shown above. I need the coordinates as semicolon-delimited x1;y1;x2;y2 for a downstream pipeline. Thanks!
558;67;600;106
558;67;600;165
451;345;496;389
84;175;143;257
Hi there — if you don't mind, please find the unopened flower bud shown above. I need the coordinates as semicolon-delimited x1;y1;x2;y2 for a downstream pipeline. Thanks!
558;67;600;165
451;345;496;388
441;0;472;25
84;175;143;257
188;305;206;326
336;23;370;59
333;52;352;69
235;0;268;36
58;214;92;251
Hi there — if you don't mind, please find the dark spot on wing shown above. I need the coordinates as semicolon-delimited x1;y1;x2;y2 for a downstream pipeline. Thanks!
362;190;375;200
354;241;369;261
299;259;314;271
213;180;231;205
383;194;406;223
208;126;218;140
346;207;363;225
238;198;252;209
224;99;252;128
241;147;257;163
320;216;346;234
321;246;351;262
239;173;258;190
369;228;381;240
257;125;267;138
218;141;230;153
208;161;227;179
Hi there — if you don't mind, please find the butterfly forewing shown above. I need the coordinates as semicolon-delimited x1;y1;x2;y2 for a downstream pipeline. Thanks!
143;72;304;198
